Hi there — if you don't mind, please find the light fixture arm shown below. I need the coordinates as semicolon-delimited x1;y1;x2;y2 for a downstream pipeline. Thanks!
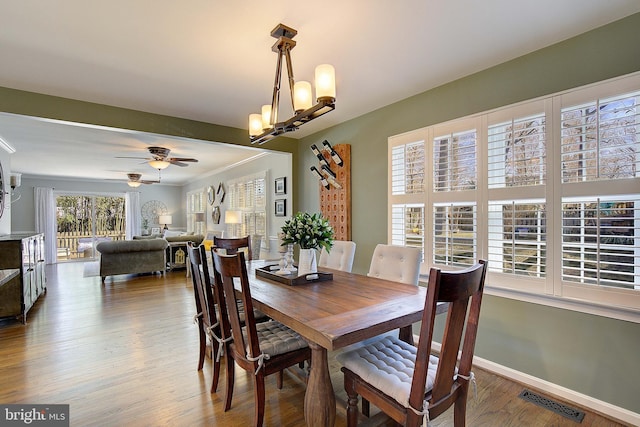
270;25;297;127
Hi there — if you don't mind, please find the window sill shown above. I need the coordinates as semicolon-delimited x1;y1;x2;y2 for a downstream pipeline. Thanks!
484;285;640;324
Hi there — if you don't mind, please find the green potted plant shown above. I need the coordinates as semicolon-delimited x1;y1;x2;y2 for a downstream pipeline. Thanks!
281;212;334;275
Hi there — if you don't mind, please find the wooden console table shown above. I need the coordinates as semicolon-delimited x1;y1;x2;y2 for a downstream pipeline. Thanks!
166;242;188;271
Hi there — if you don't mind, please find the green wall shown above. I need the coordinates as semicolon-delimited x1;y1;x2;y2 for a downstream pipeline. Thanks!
297;13;640;415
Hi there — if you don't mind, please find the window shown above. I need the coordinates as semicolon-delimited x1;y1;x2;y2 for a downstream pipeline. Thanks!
187;190;205;235
388;73;640;318
56;194;125;261
227;171;267;239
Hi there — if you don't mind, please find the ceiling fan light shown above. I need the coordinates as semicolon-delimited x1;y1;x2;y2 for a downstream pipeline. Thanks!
149;159;170;170
127;180;142;188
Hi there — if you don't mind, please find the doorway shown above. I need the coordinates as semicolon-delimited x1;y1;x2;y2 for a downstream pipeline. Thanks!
56;194;126;262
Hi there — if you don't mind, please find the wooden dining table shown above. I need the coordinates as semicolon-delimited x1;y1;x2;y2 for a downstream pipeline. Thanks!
222;260;440;427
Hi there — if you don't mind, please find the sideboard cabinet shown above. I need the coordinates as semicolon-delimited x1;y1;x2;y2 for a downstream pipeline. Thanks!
0;233;46;323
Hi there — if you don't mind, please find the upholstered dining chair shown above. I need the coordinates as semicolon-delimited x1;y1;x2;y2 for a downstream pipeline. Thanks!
213;235;254;260
318;240;356;272
211;250;311;427
367;243;421;286
338;260;488;427
187;242;223;393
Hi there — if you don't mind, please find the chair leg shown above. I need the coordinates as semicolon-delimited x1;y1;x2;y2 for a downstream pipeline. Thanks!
276;370;283;389
253;373;266;427
224;355;235;411
362;398;370;417
453;388;468;427
196;320;206;371
343;371;359;427
210;339;220;393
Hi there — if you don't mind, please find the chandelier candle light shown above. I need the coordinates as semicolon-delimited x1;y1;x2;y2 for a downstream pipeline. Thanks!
249;23;336;145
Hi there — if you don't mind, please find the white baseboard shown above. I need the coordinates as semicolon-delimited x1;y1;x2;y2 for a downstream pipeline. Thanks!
428;340;639;426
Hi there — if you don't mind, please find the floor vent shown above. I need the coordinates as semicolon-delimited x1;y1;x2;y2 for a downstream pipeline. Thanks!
518;389;585;423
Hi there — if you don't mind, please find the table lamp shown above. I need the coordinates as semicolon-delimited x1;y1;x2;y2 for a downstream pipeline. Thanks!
159;215;172;230
194;212;205;235
224;210;241;237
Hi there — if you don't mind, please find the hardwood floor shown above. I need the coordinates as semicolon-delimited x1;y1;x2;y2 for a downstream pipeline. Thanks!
0;262;628;426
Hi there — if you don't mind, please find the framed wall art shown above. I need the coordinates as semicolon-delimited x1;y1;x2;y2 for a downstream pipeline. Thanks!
275;177;286;195
207;185;215;205
274;199;286;217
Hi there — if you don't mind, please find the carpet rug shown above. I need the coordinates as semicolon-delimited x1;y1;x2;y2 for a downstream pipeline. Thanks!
83;261;100;278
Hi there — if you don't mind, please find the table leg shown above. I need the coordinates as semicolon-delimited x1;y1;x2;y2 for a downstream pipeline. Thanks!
304;341;336;426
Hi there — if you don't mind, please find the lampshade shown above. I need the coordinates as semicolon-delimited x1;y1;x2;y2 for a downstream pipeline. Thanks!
149;160;170;170
261;105;272;129
293;81;312;112
159;215;172;225
194;212;205;222
127;180;142;188
249;113;263;137
315;64;336;100
224;210;242;224
10;173;21;189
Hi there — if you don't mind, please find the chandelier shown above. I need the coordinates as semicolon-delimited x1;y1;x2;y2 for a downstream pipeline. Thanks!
249;24;336;145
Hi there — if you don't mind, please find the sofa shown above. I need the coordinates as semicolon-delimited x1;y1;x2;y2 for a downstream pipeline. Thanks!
96;238;169;282
133;233;204;246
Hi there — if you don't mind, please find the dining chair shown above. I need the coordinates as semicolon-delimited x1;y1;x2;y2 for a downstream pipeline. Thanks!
188;242;268;393
186;242;223;393
213;235;254;260
338;260;488;427
367;243;421;286
211;249;311;427
318;240;356;272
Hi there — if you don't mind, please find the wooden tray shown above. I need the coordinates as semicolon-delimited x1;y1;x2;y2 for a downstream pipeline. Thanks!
255;265;333;286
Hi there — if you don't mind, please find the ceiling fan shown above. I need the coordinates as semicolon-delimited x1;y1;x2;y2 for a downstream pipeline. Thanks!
126;173;160;188
117;146;198;169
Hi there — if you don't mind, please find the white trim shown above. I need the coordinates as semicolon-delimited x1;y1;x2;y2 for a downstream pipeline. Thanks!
0;135;16;153
429;340;640;426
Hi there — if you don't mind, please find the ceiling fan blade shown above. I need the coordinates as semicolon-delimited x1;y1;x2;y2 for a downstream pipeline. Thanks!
170;161;189;167
116;156;152;160
169;157;198;162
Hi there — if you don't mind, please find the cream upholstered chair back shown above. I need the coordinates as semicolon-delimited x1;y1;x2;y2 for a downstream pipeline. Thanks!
318;240;356;272
367;244;421;285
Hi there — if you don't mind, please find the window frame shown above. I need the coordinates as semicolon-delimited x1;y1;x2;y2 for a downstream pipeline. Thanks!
388;72;640;323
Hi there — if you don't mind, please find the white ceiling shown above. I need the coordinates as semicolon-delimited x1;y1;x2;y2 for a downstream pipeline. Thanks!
1;1;639;184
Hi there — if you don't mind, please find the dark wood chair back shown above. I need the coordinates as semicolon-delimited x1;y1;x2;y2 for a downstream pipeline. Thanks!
186;242;222;392
411;260;487;423
210;249;311;427
341;259;487;427
213;235;253;260
210;249;259;363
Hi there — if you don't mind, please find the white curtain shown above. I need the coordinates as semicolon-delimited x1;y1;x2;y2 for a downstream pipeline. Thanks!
125;192;141;240
34;187;57;264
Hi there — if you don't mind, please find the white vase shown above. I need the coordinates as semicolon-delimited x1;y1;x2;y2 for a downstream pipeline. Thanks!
298;248;317;276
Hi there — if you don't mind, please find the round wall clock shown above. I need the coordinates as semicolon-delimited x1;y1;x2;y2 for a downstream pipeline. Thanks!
142;200;167;223
0;161;5;219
